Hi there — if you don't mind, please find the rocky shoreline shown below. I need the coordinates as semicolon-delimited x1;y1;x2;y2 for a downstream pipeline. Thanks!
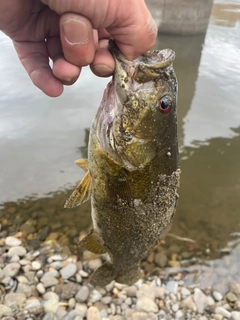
1;234;240;320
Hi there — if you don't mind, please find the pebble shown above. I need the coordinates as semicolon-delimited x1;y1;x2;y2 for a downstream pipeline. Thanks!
154;251;168;267
3;262;21;277
215;306;231;318
43;299;59;314
1;224;240;320
175;309;184;319
75;286;90;302
24;298;41;311
68;297;76;309
87;306;101;320
0;305;12;317
101;296;112;304
64;310;83;320
105;281;115;292
109;302;115;315
16;283;32;297
60;263;77;279
42;270;59;278
226;292;238;303
79;270;89;277
9;254;20;262
42;314;57;320
49;261;63;270
31;261;41;270
88;259;102;271
7;246;27;257
125;286;137;297
136;296;158;313
193;288;209;314
41;276;59;288
88;289;102;303
213;291;223;301
75;303;88;318
132;311;158;320
43;292;59;301
5;293;26;308
5;236;22;247
172;302;179;312
231;311;240;320
166;281;178;294
181;287;191;298
61;282;79;300
36;282;46;294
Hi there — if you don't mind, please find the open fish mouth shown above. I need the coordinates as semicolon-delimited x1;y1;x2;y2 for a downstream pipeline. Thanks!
109;39;175;83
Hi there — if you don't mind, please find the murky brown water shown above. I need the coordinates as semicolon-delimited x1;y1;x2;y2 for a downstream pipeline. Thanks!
1;1;240;293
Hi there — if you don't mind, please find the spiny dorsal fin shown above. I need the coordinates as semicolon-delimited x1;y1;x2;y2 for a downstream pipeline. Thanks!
75;159;89;171
80;229;106;254
64;170;91;208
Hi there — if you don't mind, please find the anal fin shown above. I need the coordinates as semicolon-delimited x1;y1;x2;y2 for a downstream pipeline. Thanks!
64;170;91;208
80;229;106;254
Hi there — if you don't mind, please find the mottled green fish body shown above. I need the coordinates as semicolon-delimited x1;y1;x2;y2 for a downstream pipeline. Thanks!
65;41;180;286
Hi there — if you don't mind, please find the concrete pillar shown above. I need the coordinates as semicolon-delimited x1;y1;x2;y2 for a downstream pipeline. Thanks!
146;0;214;35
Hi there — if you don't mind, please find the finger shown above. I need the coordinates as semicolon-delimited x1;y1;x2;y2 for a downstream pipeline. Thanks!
13;40;63;97
90;39;115;77
47;36;81;84
114;13;157;60
53;58;80;85
60;13;96;67
110;2;157;60
42;0;157;60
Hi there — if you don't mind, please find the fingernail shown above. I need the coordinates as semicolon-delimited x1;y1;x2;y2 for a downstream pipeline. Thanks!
93;64;113;77
63;18;89;45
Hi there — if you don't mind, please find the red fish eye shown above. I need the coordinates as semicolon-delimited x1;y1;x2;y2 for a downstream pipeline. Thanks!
159;97;172;113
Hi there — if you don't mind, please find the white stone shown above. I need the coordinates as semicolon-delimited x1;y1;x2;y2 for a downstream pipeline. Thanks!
136;297;158;313
32;261;41;270
7;246;27;257
215;306;231;319
213;291;223;301
193;288;208;314
231;311;240;320
5;236;22;247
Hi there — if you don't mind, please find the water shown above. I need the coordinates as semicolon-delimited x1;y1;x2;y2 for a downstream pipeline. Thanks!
1;0;240;293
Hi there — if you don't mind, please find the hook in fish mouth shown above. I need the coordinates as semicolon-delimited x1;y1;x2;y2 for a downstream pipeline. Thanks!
109;39;175;83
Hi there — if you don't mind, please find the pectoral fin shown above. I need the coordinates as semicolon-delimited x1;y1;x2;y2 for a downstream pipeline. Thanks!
64;170;92;208
75;159;89;171
80;229;106;254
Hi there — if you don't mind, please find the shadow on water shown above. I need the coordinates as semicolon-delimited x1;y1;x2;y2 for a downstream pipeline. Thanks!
154;33;206;147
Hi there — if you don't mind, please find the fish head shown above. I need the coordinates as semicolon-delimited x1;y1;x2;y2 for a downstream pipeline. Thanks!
93;41;178;171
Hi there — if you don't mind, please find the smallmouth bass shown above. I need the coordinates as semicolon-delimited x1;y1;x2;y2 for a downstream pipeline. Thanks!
65;41;180;286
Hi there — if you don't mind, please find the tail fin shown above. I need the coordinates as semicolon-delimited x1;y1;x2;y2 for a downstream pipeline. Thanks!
90;262;143;287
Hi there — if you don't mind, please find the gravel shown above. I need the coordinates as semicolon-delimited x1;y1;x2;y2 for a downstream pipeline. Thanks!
1;232;240;319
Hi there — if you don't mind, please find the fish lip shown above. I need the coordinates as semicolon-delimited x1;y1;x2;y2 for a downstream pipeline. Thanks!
109;39;175;83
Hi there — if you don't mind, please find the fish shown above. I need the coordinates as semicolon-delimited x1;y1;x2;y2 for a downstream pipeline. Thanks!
65;40;180;287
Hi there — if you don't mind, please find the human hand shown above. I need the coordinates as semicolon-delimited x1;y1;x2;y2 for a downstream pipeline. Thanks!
0;0;157;97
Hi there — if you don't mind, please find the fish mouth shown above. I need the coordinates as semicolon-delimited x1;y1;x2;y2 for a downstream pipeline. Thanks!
109;39;175;83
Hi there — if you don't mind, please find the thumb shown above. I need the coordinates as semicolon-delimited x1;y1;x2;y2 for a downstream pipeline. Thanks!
59;13;96;67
